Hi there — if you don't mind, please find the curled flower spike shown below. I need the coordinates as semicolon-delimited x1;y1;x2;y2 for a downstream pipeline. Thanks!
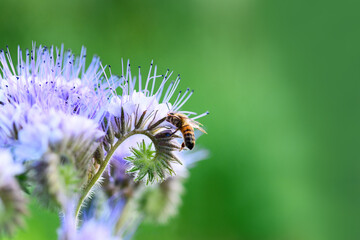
16;109;104;207
125;139;180;184
133;149;208;224
16;108;104;166
32;152;79;208
0;149;27;236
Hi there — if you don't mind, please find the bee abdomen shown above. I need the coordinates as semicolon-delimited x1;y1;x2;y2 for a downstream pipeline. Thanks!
184;132;195;150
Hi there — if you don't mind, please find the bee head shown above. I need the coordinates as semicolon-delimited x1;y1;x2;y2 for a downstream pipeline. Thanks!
166;112;183;127
166;112;175;122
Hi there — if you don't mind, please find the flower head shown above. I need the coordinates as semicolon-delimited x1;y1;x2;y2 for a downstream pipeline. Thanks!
13;108;104;207
58;200;120;240
0;45;114;121
15;108;104;164
0;44;114;207
105;61;209;184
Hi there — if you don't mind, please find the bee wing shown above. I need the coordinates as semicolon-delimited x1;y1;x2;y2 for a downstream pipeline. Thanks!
189;119;207;134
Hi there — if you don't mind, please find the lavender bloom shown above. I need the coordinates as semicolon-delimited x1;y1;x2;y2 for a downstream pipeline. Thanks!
0;45;113;120
105;61;209;184
0;103;24;146
15;109;104;207
15;108;104;164
58;200;119;240
0;44;112;207
0;45;115;151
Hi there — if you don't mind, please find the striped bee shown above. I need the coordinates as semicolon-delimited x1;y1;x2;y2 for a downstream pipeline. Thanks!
166;112;207;151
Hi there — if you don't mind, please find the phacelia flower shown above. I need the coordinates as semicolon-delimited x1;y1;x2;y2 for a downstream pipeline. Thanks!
0;44;113;208
0;45;114;121
58;200;120;240
15;108;104;207
105;61;209;184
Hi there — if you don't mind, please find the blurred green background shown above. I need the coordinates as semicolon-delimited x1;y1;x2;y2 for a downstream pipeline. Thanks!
1;0;360;239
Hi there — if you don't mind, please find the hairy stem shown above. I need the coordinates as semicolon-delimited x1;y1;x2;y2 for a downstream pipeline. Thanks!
74;130;158;224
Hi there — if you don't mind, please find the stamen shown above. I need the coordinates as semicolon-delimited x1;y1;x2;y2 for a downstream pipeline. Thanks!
173;88;190;109
128;60;135;93
6;45;16;75
171;91;182;109
144;60;153;95
121;58;124;79
100;63;115;97
164;76;180;102
150;65;157;96
180;111;197;115
174;90;194;111
192;111;209;120
162;80;174;103
155;71;172;101
138;66;142;92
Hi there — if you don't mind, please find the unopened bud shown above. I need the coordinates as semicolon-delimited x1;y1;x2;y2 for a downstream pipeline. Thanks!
93;146;104;165
106;124;115;145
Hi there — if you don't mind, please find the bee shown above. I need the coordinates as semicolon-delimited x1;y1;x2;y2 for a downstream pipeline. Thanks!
166;112;207;151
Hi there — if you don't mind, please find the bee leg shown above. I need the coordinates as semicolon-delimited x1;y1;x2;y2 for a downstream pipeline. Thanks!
169;128;179;136
180;142;186;151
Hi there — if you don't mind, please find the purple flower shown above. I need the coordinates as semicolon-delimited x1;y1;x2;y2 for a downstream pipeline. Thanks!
104;61;209;184
15;108;104;163
58;199;123;240
107;61;208;132
0;45;114;121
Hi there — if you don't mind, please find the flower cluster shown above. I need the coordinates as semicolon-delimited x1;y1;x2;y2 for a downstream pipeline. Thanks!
0;44;208;239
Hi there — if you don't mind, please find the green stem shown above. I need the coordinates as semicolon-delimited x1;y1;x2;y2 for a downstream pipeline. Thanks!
74;130;157;224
